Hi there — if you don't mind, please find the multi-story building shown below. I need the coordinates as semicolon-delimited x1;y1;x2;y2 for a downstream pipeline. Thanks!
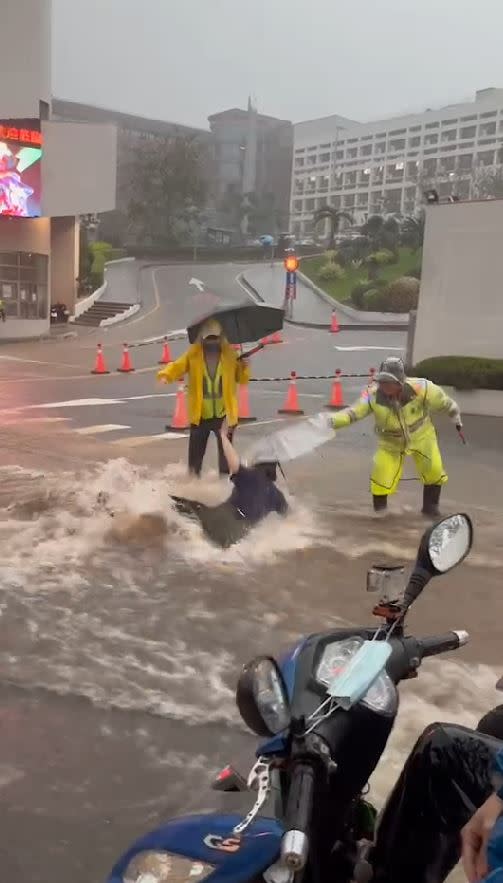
209;101;293;233
291;88;503;235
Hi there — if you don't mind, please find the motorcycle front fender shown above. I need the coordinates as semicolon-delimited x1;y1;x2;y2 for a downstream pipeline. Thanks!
106;812;284;883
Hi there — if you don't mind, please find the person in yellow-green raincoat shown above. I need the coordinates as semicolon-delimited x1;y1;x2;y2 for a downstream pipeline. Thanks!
157;319;250;476
331;357;462;516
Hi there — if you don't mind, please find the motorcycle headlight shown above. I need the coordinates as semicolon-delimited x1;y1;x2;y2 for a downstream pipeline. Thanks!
236;655;291;737
359;670;398;716
123;851;215;882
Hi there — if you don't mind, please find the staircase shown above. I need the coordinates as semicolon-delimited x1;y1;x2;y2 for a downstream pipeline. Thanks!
73;300;133;326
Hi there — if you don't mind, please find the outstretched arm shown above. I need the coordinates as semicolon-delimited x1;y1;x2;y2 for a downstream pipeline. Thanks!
220;420;241;475
331;388;372;429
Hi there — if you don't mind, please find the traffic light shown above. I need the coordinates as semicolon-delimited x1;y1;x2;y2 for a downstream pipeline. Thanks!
284;255;299;272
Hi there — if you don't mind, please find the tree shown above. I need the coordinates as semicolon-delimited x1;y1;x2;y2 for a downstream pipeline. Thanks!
313;206;353;248
360;214;400;251
128;136;207;248
401;213;425;252
472;166;503;199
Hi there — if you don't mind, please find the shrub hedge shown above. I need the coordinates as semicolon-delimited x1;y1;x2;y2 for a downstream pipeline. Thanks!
414;356;503;390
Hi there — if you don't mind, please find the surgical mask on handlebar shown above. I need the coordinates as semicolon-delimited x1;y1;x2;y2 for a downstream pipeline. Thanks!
327;640;392;710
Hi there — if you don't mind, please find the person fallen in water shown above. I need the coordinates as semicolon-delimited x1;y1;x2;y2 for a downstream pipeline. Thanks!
171;420;289;548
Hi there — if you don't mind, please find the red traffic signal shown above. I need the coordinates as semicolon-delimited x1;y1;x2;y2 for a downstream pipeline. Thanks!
284;255;299;272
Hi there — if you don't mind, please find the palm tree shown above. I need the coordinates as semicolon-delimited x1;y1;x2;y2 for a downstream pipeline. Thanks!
401;213;425;252
313;206;353;248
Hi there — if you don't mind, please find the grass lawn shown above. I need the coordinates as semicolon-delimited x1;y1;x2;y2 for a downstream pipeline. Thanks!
301;248;421;303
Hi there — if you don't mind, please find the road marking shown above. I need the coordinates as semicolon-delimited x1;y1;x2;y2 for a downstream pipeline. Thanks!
122;393;176;401
75;424;131;435
26;398;126;409
252;389;324;399
1;416;70;424
0;355;79;368
189;277;205;292
334;345;404;352
112;432;189;447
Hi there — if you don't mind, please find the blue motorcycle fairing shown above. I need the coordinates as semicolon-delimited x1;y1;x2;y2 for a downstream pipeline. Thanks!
106;812;284;883
256;637;310;758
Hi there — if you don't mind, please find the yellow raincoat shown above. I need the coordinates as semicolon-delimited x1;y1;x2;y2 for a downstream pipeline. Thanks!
157;341;250;427
332;378;459;496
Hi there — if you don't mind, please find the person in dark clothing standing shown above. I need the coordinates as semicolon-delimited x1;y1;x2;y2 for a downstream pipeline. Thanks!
157;320;250;476
171;420;288;547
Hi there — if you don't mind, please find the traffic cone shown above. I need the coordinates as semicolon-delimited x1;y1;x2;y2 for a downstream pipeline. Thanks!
269;330;283;344
325;369;345;410
261;335;271;345
91;343;109;375
118;343;135;373
330;310;340;333
166;382;190;432
238;384;256;423
278;371;304;416
159;337;172;365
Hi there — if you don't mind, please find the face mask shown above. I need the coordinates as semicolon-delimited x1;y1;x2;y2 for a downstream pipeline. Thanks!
203;340;221;354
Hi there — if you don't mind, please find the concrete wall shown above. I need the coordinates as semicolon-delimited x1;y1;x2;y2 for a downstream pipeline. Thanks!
42;121;117;216
50;217;78;311
0;0;51;117
413;199;503;363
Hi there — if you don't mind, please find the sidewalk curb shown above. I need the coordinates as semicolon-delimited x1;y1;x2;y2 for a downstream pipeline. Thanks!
241;271;409;332
297;270;409;327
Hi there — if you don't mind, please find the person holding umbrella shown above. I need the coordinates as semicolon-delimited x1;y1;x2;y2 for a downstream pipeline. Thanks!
157;318;250;476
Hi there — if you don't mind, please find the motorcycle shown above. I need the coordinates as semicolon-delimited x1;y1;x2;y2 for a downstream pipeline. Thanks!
107;512;473;883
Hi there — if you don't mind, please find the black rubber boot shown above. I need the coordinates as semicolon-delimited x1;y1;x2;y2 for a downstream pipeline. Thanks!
373;495;388;513
422;484;441;519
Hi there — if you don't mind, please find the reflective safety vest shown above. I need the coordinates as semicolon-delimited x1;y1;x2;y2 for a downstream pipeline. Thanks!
202;359;225;420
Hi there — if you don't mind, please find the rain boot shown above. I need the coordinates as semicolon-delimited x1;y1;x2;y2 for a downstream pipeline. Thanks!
422;484;441;519
373;495;388;514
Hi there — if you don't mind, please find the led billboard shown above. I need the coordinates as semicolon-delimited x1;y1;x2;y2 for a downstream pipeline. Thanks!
0;118;42;218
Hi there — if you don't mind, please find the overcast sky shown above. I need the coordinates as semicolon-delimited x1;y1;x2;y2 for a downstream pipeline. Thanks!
52;0;503;129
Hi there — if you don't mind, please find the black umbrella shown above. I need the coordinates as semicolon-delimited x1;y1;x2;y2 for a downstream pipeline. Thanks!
187;302;284;345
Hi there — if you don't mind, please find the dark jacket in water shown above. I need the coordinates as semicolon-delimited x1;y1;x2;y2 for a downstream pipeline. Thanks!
172;465;288;548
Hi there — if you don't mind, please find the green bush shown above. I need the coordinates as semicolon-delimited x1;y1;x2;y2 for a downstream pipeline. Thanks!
317;262;345;281
368;248;395;266
364;289;387;310
90;251;106;290
414;356;503;390
381;276;420;312
350;279;385;308
324;249;338;262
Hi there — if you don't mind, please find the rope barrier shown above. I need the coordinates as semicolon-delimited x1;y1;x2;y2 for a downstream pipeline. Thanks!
249;372;371;382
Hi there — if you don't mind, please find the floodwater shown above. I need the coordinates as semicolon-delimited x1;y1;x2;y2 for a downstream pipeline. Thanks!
0;460;501;882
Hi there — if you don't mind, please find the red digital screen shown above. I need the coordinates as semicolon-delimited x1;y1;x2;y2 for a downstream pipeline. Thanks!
0;118;42;218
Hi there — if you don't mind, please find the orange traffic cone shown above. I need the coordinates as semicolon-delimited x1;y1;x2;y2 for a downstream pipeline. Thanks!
261;335;271;345
238;384;256;424
166;382;190;432
330;310;340;333
91;343;109;375
325;369;345;410
269;330;283;344
158;337;172;365
118;343;135;373
278;371;304;416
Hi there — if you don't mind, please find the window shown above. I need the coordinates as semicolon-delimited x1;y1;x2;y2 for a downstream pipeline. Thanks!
345;171;357;186
0;252;48;319
458;154;473;170
441;119;458;126
440;156;456;172
343;195;354;207
409;136;421;147
425;122;439;129
320;142;330;148
424;133;438;145
406;161;419;179
461;125;477;139
295;148;305;154
441;129;457;142
308;145;316;151
307;155;316;166
409;125;422;132
390;128;406;135
348;138;358;143
333;195;341;208
295;157;305;168
390;138;406;151
461;115;477;122
375;141;386;153
361;135;373;141
305;198;316;211
318;175;329;191
360;144;372;156
477;150;495;166
335;150;344;160
293;199;303;212
347;148;358;158
423;158;437;175
320;152;330;163
479;122;496;137
480;111;497;118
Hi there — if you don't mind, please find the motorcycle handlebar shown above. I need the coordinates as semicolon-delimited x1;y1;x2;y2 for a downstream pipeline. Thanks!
284;761;315;833
417;630;469;659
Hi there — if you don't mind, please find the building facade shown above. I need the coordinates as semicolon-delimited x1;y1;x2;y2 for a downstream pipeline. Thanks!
291;89;503;235
0;0;117;341
209;102;293;235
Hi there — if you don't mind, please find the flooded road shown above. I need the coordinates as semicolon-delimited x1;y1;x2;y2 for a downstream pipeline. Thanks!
0;442;501;881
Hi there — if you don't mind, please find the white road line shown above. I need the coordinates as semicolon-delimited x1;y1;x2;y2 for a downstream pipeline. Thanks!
75;424;131;435
26;398;125;409
112;432;189;447
1;416;70;424
123;393;176;401
251;389;324;399
0;355;79;368
334;345;404;352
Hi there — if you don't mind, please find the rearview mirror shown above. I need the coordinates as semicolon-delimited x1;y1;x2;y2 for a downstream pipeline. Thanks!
403;513;473;609
426;514;473;574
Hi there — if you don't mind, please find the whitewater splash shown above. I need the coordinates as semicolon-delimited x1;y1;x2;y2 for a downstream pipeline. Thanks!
0;460;500;827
